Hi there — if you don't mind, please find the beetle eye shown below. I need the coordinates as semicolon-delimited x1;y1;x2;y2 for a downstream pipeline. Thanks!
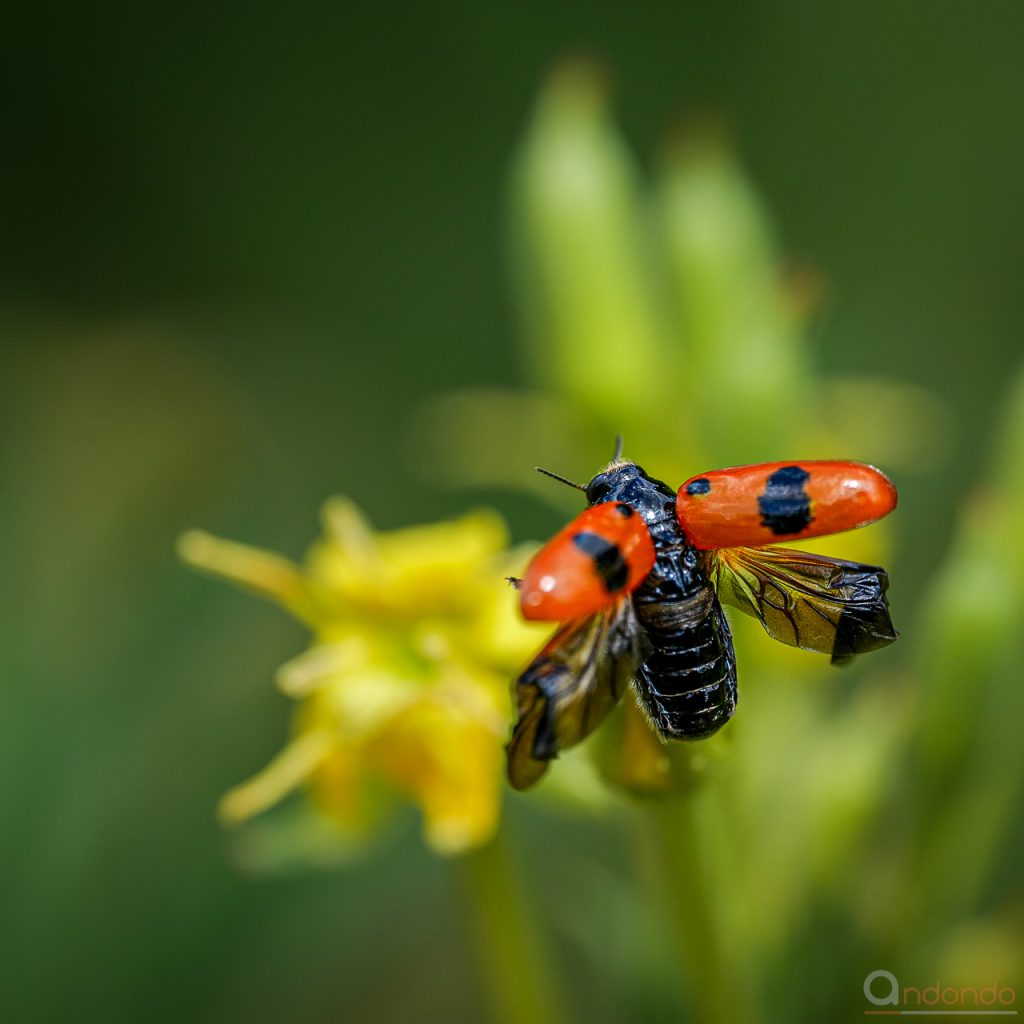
586;474;613;503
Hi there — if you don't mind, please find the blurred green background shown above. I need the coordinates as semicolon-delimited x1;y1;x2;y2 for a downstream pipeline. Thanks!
3;3;1023;1022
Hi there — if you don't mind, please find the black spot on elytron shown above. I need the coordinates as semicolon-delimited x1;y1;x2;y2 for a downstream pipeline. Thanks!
758;465;813;535
686;477;711;496
614;503;635;518
572;531;628;593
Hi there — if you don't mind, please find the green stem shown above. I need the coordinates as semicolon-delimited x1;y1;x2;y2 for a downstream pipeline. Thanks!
645;799;759;1024
458;831;568;1024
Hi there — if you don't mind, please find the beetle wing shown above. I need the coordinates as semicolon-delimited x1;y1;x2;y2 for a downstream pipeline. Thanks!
506;597;647;790
707;546;897;664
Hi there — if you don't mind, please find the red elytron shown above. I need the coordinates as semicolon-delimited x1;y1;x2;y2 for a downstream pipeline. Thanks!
520;501;656;621
676;460;897;550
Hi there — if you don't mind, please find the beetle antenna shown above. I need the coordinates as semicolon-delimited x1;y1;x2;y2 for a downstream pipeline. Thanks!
535;466;587;491
612;434;624;461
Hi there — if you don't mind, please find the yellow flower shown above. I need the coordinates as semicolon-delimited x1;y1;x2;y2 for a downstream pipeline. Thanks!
178;499;546;856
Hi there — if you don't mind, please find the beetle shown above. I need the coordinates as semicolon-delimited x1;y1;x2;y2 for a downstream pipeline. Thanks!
506;441;898;790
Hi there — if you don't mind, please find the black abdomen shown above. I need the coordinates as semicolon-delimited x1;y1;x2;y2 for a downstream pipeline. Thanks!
633;566;737;740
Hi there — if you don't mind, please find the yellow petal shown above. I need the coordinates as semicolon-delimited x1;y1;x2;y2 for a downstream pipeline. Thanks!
306;740;379;833
369;700;503;855
275;637;373;698
320;496;378;558
375;510;508;598
177;529;315;622
218;730;333;825
306;506;509;616
464;546;551;671
303;499;381;611
318;668;423;739
429;663;509;736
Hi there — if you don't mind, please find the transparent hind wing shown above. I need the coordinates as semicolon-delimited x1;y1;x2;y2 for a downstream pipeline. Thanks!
708;545;897;664
506;598;646;790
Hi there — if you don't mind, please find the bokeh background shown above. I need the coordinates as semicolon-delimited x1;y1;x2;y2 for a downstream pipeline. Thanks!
3;3;1023;1022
